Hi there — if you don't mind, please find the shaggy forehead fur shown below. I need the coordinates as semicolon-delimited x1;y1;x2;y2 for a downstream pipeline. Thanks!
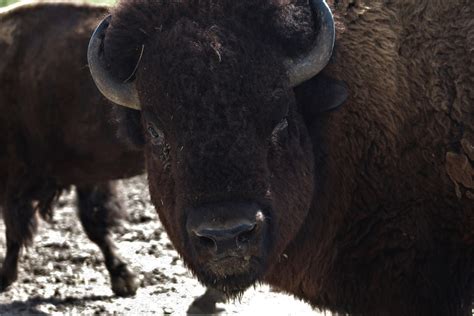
103;0;319;202
104;0;317;81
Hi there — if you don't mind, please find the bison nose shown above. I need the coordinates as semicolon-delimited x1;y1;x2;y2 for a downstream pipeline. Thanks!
186;202;266;257
193;221;256;253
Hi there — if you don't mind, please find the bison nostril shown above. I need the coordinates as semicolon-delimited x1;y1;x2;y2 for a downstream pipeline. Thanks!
191;222;257;254
197;235;216;250
236;225;256;244
187;203;264;256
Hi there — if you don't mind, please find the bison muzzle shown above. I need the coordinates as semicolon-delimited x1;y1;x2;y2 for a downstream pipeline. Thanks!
186;202;268;294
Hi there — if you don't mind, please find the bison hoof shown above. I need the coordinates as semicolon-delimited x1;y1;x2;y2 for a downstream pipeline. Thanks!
110;265;140;297
187;288;226;315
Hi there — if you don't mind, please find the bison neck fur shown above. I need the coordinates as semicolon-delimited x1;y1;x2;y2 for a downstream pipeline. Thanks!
266;1;474;315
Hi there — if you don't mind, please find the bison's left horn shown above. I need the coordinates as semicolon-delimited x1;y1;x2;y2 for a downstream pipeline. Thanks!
286;0;335;87
88;15;141;110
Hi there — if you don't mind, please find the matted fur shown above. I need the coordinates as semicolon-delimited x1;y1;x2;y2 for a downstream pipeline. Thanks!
104;0;317;80
266;1;474;315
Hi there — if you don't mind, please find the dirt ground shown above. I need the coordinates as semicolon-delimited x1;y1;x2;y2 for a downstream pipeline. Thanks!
0;175;325;315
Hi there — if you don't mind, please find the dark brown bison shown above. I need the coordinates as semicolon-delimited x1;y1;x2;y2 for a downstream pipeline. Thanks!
0;2;225;312
87;0;473;315
0;2;145;297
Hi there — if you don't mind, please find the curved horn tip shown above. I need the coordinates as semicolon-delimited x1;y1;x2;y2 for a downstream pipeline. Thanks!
87;15;142;110
287;0;335;87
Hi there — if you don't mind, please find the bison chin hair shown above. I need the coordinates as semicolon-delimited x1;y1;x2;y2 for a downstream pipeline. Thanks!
195;264;264;298
183;252;268;299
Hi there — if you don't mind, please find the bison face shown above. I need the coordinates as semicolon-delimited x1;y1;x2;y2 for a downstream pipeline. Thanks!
140;40;315;294
89;0;334;296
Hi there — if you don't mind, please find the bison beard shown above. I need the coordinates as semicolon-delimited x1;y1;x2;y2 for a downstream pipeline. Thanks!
195;258;264;298
89;0;474;315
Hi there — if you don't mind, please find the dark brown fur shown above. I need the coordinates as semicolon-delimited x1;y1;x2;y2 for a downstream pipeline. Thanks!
98;0;472;315
0;2;144;296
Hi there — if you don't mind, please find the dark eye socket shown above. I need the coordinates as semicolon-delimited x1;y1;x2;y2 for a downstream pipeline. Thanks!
147;124;165;145
148;125;159;138
273;117;289;133
271;116;289;144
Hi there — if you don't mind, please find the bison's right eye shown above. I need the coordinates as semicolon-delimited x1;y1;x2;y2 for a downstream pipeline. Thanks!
147;124;165;146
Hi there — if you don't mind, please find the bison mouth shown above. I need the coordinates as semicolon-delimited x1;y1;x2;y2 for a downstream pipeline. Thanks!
194;255;266;297
184;201;272;296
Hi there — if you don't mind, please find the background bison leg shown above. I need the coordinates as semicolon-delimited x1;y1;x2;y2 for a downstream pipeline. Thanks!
187;287;227;314
0;182;38;292
0;237;22;292
76;182;139;297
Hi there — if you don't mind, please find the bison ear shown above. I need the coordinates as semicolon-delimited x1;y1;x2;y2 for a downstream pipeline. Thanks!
113;107;145;149
294;74;348;118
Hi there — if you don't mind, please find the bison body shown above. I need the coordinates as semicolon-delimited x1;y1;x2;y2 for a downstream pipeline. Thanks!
88;0;472;315
0;2;144;296
266;2;474;315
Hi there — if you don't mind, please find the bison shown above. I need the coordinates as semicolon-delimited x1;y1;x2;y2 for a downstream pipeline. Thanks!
87;0;474;314
86;0;473;314
0;1;145;296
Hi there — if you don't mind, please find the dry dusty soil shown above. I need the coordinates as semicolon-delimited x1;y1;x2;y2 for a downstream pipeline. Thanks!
0;175;327;315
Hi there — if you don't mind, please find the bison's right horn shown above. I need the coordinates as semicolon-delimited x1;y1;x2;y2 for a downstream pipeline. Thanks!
286;0;335;87
88;15;141;110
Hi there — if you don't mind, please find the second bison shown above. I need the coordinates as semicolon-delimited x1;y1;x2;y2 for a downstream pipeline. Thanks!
0;2;144;296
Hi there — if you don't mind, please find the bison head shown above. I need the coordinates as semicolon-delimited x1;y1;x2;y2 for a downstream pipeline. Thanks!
88;0;335;296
